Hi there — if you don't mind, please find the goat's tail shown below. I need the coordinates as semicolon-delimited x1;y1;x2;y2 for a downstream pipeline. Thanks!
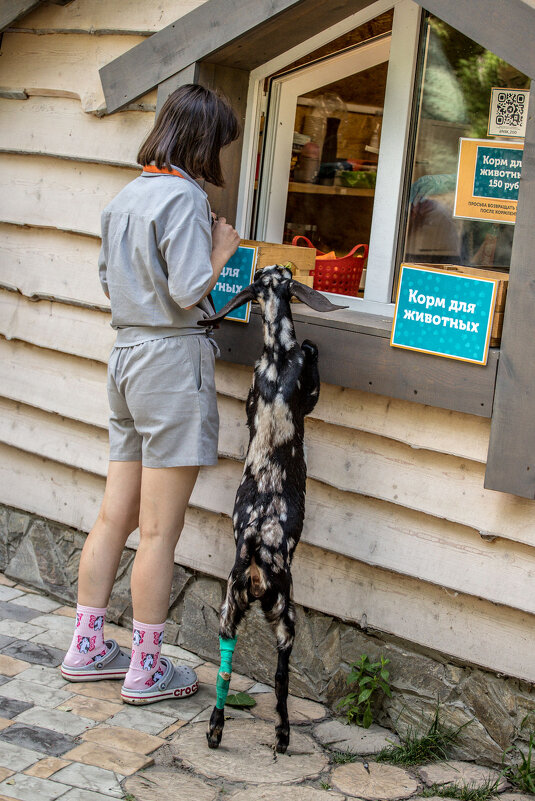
249;555;267;598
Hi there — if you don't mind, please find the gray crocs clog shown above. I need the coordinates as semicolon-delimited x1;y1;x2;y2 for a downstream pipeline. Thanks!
61;639;131;682
121;656;198;705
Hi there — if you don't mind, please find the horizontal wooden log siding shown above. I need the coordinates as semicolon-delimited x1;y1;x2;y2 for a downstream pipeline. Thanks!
2;10;535;684
3;439;535;683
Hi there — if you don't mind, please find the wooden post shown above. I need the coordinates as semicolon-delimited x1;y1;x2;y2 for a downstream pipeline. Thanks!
485;84;535;498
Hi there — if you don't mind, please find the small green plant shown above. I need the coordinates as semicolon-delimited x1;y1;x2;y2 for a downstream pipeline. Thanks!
420;777;501;801
332;750;359;764
503;731;535;793
376;706;469;765
320;781;331;790
336;654;392;728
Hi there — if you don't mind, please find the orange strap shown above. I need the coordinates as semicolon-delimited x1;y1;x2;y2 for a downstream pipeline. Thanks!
142;165;185;178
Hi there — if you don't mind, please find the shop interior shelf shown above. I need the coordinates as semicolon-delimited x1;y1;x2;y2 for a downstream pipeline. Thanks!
288;181;375;196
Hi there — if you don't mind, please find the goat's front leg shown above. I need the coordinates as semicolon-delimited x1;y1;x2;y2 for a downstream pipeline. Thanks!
300;339;320;415
206;570;247;749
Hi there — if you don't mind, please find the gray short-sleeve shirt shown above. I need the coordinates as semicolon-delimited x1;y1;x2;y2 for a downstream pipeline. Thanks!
99;166;214;346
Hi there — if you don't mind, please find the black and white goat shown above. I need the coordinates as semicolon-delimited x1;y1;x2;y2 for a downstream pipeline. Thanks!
198;265;345;754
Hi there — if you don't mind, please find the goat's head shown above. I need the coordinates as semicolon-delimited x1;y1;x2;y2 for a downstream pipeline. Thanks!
198;265;347;327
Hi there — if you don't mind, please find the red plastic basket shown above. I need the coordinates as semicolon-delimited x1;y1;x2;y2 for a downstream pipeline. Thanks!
292;236;368;296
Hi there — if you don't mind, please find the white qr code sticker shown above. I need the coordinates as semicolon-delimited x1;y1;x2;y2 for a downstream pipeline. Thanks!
488;87;529;138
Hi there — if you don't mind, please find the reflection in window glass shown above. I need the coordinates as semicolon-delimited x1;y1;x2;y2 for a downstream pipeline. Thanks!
401;14;528;272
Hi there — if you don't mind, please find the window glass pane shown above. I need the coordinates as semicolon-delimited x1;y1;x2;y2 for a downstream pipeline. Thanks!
400;14;529;274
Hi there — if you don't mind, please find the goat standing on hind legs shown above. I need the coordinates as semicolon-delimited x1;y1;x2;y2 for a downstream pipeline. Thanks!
198;265;346;754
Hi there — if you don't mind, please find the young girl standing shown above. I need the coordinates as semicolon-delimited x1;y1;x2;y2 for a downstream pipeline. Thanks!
61;85;240;704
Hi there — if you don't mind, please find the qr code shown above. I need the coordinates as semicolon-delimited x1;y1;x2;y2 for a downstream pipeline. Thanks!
495;90;527;127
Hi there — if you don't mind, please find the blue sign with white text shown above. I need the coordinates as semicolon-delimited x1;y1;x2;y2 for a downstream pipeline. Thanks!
391;265;498;365
211;245;258;323
473;145;523;201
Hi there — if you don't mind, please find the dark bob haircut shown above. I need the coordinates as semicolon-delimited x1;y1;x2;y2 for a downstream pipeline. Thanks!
137;84;240;187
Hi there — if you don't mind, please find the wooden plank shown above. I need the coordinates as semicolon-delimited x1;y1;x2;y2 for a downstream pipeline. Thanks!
1;31;146;113
195;62;249;225
0;397;108;476
100;0;371;113
214;361;491;463
485;86;535;499
3;441;534;683
0;96;153;168
3;367;535;610
0;153;135;237
12;0;208;35
416;0;535;81
215;310;500;417
0;290;114;363
0;337;109;429
0;224;108;309
0;0;42;32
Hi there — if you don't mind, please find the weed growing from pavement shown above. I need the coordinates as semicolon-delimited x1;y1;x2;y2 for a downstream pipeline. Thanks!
332;750;359;764
376;707;469;766
420;777;501;801
503;731;535;793
336;654;392;728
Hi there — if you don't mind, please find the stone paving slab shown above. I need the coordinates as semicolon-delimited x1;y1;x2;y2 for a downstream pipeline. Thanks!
229;786;348;800
195;662;254;692
0;723;77;757
58;790;122;801
0;679;73;709
106;705;177;736
315;719;399;755
67;681;123;704
28;614;74;634
0;656;30;678
10;596;60;614
52;607;75;619
250;691;329;724
171;719;328;784
249;682;273;693
0;772;69;801
0;589;23;603
0;677;10;688
0;768;13;782
0;621;44;641
123;766;218;801
0;636;15;650
0;740;46;771
80;724;164;755
62;741;154;776
0;640;65;668
29;629;72;653
0;604;40;625
52;762;125;798
0;698;34;720
24;757;70;779
160;643;203;667
17;665;68;690
56;695;122;723
15;707;95;738
332;761;419;800
418;761;507;790
0;576;15;587
0;719;13;731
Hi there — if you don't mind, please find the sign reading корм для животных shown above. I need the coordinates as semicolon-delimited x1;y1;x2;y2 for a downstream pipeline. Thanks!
391;264;498;365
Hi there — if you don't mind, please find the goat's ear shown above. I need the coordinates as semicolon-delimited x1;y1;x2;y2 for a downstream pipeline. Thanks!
289;280;348;312
197;285;256;326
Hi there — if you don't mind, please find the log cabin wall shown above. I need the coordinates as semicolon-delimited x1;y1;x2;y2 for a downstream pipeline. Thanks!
1;0;535;702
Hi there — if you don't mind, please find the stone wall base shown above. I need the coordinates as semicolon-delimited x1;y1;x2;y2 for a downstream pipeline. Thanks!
1;503;533;765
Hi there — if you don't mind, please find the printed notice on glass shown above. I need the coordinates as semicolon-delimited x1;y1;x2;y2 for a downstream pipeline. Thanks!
391;264;498;365
488;87;529;138
454;138;524;224
211;244;257;323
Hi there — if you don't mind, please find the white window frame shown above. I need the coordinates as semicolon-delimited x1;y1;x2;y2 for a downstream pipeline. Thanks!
235;0;422;316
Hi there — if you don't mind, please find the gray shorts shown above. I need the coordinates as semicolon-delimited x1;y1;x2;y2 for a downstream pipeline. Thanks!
107;334;219;468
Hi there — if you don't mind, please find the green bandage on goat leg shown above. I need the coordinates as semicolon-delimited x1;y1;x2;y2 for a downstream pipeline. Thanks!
216;635;237;709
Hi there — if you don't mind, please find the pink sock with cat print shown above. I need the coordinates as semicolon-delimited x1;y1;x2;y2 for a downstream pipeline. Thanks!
63;604;107;667
123;618;166;690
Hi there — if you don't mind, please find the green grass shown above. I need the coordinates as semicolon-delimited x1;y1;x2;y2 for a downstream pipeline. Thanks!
332;750;359;764
320;781;332;790
503;732;535;794
419;777;501;801
376;707;468;766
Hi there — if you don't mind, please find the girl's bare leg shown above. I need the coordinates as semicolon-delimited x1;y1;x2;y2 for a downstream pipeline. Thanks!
131;465;199;623
77;460;142;607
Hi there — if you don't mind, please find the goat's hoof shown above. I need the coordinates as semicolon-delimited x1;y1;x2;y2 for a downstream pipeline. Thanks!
206;730;222;749
301;340;318;359
275;733;290;754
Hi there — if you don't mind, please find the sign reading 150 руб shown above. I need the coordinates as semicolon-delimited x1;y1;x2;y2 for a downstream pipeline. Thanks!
391;265;498;365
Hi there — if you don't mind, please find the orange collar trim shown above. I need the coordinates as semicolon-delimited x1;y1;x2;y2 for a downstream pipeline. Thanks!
142;165;184;178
